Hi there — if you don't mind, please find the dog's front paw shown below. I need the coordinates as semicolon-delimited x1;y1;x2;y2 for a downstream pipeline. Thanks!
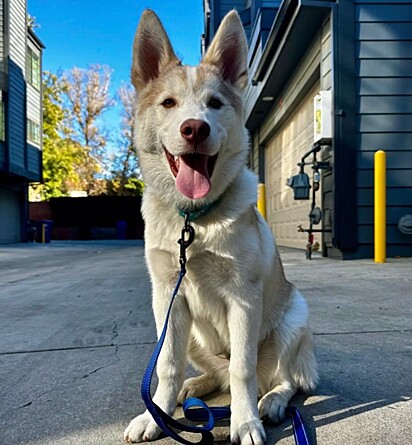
230;416;266;445
258;392;288;424
124;411;161;443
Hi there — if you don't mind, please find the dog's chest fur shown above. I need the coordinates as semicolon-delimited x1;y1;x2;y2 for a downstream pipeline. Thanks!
143;180;269;354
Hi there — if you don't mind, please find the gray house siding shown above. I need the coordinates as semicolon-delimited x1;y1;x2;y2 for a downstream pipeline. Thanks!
27;143;41;177
205;0;412;258
0;0;43;243
207;0;281;44
8;0;26;69
0;0;5;89
26;32;43;180
355;0;412;257
0;143;4;168
7;58;27;175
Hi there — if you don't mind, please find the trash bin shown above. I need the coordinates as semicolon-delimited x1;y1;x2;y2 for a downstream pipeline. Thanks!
37;220;54;243
116;220;127;240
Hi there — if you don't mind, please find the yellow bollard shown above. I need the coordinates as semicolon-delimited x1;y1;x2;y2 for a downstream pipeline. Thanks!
374;150;386;263
257;183;267;220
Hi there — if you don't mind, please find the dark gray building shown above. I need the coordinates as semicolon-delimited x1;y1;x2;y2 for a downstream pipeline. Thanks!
203;0;412;259
0;0;44;243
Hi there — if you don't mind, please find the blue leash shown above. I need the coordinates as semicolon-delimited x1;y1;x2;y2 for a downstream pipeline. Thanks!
141;214;310;445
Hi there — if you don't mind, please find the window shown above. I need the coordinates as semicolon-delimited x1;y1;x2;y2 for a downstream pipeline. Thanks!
0;101;4;142
26;47;41;90
27;119;41;145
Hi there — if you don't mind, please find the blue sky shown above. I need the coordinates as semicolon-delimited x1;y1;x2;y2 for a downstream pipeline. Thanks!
28;0;204;146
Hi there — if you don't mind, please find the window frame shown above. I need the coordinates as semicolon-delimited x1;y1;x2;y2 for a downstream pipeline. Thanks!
26;46;41;91
27;119;41;145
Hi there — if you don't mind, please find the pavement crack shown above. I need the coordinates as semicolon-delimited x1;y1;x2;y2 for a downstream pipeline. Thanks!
0;341;156;356
19;390;50;409
111;321;119;342
314;328;412;336
82;347;120;379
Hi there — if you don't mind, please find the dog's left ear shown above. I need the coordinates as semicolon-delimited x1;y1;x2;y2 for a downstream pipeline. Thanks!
132;9;179;90
202;10;248;91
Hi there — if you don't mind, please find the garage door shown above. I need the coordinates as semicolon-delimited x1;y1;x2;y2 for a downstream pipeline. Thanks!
265;83;321;249
0;186;21;243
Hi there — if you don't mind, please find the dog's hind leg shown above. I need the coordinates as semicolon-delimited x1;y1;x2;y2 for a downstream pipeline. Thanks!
258;327;317;424
178;337;230;403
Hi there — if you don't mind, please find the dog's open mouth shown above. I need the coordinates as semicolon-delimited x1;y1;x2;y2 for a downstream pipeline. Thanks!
164;148;218;199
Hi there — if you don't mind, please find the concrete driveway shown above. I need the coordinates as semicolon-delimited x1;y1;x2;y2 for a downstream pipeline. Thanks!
0;241;411;444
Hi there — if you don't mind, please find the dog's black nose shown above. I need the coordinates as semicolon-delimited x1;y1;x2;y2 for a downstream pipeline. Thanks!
180;119;210;145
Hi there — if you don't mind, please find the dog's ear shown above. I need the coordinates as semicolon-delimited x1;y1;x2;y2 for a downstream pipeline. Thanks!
131;9;179;90
202;10;248;91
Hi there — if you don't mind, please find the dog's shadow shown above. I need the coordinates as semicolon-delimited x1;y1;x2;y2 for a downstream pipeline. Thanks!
151;331;412;444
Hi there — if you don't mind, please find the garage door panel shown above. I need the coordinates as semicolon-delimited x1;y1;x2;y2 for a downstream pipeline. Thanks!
265;83;321;249
0;187;21;243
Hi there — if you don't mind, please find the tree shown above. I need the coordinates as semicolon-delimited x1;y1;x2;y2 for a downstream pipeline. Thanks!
30;72;83;201
61;65;115;195
106;83;143;196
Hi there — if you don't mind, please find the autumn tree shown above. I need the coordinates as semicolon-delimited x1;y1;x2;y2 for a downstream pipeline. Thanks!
30;72;83;201
106;83;143;196
61;65;114;195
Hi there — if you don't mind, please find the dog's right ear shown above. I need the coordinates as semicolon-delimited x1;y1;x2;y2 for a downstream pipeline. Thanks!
131;9;179;90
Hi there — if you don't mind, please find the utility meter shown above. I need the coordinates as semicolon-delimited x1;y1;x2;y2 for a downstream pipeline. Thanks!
286;173;311;200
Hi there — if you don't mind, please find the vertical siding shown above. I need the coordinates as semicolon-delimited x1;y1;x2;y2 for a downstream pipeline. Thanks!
27;143;41;179
8;0;26;70
7;58;26;171
0;0;5;89
220;0;247;16
356;1;412;256
6;0;28;174
0;0;6;169
26;84;40;123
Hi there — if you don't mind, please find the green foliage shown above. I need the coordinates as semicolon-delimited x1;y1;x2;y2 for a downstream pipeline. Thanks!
30;70;143;201
31;72;83;200
105;176;144;197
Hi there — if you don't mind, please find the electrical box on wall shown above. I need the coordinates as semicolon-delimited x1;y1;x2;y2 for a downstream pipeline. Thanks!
314;90;332;144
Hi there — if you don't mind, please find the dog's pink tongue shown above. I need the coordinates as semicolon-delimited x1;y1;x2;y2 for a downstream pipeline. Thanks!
176;154;211;199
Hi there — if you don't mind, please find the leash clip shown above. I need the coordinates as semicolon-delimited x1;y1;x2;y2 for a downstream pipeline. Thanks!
178;213;195;273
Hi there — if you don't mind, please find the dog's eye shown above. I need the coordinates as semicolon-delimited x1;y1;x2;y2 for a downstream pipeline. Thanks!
162;98;176;108
208;97;223;109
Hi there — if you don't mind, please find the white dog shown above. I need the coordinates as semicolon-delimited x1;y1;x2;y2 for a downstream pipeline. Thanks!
124;9;317;445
